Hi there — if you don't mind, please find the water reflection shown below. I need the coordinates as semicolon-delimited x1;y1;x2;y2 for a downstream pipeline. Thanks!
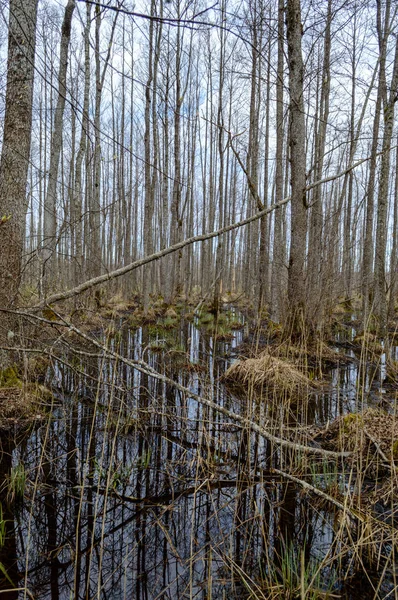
0;314;396;598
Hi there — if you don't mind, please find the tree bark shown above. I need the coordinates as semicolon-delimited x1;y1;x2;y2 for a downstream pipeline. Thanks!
0;0;38;335
271;0;285;321
374;33;398;336
42;0;75;293
286;0;307;336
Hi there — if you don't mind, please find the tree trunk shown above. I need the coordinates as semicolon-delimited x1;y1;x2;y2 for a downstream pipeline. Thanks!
0;0;38;344
42;0;75;294
374;34;398;336
271;0;285;322
73;3;91;289
307;0;331;321
362;0;390;323
286;0;307;336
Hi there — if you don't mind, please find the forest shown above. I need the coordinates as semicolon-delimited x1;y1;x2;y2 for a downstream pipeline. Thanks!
0;0;398;597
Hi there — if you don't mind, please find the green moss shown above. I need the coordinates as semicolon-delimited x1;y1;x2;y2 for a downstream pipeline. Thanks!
162;316;178;330
198;311;214;325
392;440;398;459
267;320;283;338
148;323;164;335
148;340;167;352
342;412;362;433
0;366;22;388
216;313;228;325
353;332;383;354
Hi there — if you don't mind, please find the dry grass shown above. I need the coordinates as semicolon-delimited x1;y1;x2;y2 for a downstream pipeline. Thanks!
273;339;343;367
321;408;398;460
222;349;316;396
0;386;48;430
353;331;383;355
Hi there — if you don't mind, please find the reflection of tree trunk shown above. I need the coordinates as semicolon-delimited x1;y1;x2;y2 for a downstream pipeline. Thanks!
0;439;18;599
274;482;296;572
234;428;251;568
43;461;60;600
67;399;82;598
84;404;97;600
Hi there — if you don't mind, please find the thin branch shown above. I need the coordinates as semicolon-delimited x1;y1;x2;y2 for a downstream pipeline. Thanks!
27;146;394;310
18;308;352;460
271;467;365;522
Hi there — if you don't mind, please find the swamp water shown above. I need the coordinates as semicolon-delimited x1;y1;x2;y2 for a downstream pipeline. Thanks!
0;312;397;599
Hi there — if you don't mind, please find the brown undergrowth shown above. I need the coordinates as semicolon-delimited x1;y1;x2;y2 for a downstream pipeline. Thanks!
0;386;49;430
222;334;348;399
319;408;398;461
222;348;318;398
0;366;52;430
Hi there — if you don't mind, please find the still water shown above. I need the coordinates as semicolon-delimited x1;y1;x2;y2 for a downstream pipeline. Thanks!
0;312;396;599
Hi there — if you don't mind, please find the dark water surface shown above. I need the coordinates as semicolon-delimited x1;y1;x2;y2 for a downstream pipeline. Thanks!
0;313;396;599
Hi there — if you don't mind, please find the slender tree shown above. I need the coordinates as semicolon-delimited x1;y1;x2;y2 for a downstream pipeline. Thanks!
42;0;76;294
286;0;307;336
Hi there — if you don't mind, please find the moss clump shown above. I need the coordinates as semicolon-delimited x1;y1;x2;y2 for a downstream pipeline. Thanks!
148;340;167;352
198;311;214;325
0;366;22;388
162;316;178;330
128;314;141;330
215;332;234;342
27;356;51;382
165;307;178;319
392;440;398;460
267;320;283;339
342;412;363;434
332;303;348;315
353;332;383;355
0;385;51;431
229;318;244;330
142;309;157;324
42;307;58;321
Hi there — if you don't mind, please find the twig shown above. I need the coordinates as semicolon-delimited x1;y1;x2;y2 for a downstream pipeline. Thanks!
364;428;395;472
25;145;396;310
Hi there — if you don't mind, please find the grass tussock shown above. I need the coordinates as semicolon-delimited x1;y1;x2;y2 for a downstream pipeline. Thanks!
222;350;316;396
274;339;343;368
0;386;49;430
353;331;383;355
322;408;398;460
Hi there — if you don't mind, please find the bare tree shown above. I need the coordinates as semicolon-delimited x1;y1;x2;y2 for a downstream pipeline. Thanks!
286;0;307;336
0;0;38;339
42;0;76;295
